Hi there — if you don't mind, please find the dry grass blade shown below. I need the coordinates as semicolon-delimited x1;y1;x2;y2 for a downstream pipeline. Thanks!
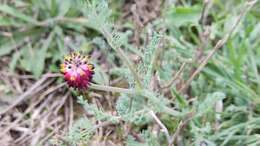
0;73;62;115
0;82;66;142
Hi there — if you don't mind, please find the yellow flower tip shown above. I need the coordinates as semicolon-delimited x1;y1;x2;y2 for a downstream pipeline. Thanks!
72;51;81;57
76;51;80;56
88;64;94;71
60;64;66;73
60;63;65;68
70;76;76;81
60;68;65;73
64;55;71;61
79;70;85;76
81;56;89;62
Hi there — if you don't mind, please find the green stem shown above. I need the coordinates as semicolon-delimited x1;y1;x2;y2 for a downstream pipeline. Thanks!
101;28;143;88
89;83;183;117
89;83;136;94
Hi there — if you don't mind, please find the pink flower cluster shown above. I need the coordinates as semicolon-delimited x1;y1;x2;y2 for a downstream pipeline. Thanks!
60;51;94;90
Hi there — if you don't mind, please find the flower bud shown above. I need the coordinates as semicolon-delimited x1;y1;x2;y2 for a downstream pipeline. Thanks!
60;51;94;90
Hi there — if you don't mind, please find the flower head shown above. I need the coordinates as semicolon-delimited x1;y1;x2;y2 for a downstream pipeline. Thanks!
60;51;94;90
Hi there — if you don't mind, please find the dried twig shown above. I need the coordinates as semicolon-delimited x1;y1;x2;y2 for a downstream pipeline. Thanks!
149;110;171;145
0;83;66;138
38;123;65;145
0;73;61;115
162;62;187;89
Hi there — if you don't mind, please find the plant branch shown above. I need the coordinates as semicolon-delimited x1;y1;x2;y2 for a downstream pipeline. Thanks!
101;28;143;88
90;84;183;117
89;83;136;94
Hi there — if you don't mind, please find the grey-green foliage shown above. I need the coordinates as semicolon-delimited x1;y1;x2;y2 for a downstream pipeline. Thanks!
135;32;172;114
83;0;137;88
78;96;119;123
127;135;149;146
146;92;170;113
126;130;161;146
110;30;131;50
185;92;225;145
190;121;216;146
138;33;161;88
109;67;135;87
66;117;94;145
82;0;131;51
195;92;225;118
50;116;95;146
82;0;112;31
116;94;151;125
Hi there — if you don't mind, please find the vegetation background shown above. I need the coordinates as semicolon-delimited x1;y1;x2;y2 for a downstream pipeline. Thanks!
0;0;259;145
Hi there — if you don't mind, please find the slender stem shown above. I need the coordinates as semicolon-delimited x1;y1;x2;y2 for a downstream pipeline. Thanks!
89;83;136;94
101;28;143;88
199;0;211;31
90;84;183;117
